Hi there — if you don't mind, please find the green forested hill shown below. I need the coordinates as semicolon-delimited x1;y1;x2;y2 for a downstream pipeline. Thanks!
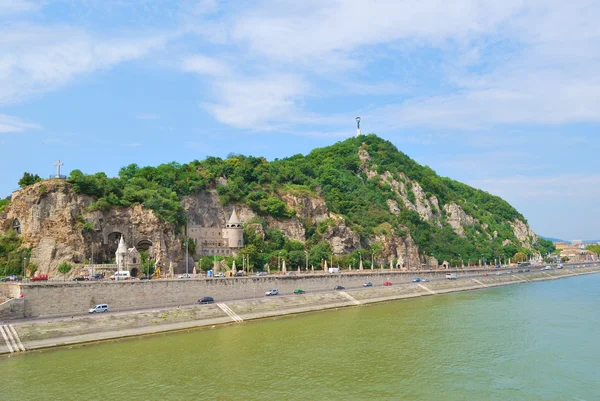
7;134;554;272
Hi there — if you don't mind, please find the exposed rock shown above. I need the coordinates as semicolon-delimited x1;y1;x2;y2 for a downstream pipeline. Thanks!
443;203;475;237
380;171;440;225
502;239;512;246
265;216;305;242
1;181;178;277
386;199;401;215
280;193;329;223
511;219;538;249
372;230;421;270
324;216;360;254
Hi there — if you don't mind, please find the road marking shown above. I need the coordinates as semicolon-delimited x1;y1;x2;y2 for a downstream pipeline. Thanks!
0;325;15;353
216;303;243;322
417;284;437;295
512;275;528;283
471;279;488;287
339;291;361;305
8;325;25;351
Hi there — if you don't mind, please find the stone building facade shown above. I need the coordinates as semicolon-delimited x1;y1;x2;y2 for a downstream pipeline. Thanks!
187;207;244;257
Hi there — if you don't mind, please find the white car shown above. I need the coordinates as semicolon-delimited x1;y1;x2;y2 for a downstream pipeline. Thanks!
177;274;192;279
89;304;108;313
265;289;279;296
214;272;225;277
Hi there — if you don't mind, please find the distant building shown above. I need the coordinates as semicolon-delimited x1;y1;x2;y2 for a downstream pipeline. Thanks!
186;207;244;257
115;235;141;273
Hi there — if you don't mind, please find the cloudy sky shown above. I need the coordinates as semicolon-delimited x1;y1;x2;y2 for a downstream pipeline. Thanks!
1;0;599;240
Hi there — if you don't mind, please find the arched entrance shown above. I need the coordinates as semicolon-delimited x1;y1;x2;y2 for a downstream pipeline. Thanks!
107;232;124;254
130;267;140;278
136;239;153;251
12;219;21;235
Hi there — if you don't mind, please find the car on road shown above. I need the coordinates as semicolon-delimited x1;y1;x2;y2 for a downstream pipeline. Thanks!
525;269;530;272
334;285;345;290
73;276;87;281
517;270;523;273
293;289;305;294
1;275;22;282
265;289;279;296
255;272;268;276
140;275;152;280
90;273;104;280
214;272;225;278
412;278;421;283
363;282;373;287
482;273;489;277
30;274;49;281
177;274;192;279
88;304;108;313
197;297;214;304
384;281;392;286
422;278;430;282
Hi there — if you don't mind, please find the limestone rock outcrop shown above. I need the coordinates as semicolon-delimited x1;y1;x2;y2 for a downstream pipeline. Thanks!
443;203;475;237
0;180;179;276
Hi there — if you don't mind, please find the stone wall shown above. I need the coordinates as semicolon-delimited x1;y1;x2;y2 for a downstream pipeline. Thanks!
16;270;476;318
0;298;25;320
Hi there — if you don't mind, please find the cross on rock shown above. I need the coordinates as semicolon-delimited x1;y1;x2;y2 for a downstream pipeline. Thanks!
54;160;64;178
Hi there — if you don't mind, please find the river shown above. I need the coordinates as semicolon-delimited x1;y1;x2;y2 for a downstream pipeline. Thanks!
1;274;598;400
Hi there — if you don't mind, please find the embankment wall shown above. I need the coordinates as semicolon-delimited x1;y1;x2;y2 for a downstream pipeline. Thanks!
5;267;597;319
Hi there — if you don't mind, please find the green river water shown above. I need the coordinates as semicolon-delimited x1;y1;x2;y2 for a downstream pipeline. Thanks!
1;274;599;400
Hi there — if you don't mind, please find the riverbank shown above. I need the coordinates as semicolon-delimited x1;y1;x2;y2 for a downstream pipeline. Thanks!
2;266;598;355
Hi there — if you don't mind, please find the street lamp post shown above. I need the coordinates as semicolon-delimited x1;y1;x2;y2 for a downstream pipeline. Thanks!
458;254;461;269
23;257;26;278
481;254;484;268
185;238;189;277
304;250;308;272
358;251;362;270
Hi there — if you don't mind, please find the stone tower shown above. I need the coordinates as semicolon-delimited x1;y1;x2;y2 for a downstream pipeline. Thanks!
223;206;243;251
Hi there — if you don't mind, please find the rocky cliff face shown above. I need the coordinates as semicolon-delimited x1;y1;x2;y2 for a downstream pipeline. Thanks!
0;180;180;276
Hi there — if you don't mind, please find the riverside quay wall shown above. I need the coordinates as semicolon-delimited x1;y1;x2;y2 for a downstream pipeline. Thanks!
3;266;597;319
9;269;477;318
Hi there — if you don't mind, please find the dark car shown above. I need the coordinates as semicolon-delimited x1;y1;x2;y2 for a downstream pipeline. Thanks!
73;276;86;281
334;285;345;290
91;273;105;280
140;275;152;280
197;297;214;304
1;275;21;282
363;282;373;287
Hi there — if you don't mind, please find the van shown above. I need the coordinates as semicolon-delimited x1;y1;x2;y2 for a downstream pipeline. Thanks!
446;273;457;280
110;271;131;280
88;304;109;313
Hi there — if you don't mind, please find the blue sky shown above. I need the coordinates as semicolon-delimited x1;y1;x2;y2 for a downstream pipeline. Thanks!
1;0;599;240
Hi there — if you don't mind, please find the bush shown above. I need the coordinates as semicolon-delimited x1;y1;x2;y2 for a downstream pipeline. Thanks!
57;262;72;275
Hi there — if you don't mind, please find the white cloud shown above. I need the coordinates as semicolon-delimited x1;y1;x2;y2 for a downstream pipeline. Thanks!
181;55;230;77
0;25;169;104
0;113;39;133
201;74;310;130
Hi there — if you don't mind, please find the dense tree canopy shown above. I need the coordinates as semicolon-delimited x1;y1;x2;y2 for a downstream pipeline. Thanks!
58;134;551;264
